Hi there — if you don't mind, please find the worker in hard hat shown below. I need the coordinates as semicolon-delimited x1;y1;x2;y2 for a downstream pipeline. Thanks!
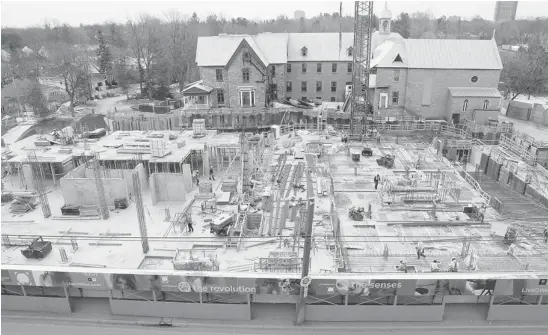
448;257;459;272
430;260;440;272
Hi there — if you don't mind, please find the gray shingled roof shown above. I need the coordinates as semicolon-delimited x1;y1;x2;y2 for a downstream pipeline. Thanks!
196;33;503;70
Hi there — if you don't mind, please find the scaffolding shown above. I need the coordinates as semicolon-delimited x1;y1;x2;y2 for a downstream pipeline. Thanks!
349;1;374;134
26;150;51;218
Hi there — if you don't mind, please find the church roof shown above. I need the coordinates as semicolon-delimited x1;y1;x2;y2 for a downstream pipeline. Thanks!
371;38;502;70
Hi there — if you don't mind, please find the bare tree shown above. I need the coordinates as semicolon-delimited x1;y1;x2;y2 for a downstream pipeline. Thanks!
49;43;90;116
163;10;189;92
501;47;548;100
127;15;162;100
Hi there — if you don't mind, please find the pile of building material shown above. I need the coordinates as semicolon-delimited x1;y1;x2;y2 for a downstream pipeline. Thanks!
10;196;36;213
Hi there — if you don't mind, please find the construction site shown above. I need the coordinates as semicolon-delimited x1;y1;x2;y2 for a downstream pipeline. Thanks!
2;1;548;325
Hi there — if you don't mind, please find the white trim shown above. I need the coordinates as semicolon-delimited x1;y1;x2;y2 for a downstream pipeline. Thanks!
239;89;256;107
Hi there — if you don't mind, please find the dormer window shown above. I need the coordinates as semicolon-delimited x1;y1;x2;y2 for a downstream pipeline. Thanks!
394;54;403;62
301;47;308;57
347;47;353;57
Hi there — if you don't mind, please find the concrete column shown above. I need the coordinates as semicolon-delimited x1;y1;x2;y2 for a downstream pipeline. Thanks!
203;146;210;178
152;290;157;302
50;163;56;186
21;285;26;296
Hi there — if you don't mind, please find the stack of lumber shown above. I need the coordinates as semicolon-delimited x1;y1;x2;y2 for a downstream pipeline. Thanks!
10;196;36;213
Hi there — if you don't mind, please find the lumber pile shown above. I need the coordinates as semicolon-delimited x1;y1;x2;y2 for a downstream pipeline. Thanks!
10;196;36;214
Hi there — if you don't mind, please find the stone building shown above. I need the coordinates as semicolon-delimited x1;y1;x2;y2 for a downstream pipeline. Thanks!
188;3;503;127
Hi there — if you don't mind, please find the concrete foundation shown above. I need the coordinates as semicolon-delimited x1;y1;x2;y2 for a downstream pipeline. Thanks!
109;299;251;320
150;173;188;205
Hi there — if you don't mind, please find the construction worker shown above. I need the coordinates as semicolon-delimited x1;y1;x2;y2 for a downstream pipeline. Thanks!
396;260;408;273
209;166;215;181
376;132;381;144
543;227;548;243
416;241;426;259
430;260;440;272
373;174;380;190
448;257;459;272
187;215;194;233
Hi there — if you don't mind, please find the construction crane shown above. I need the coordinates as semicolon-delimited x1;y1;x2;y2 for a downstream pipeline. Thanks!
349;1;374;135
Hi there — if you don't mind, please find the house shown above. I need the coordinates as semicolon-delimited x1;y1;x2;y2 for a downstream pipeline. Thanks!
189;3;503;127
367;4;503;123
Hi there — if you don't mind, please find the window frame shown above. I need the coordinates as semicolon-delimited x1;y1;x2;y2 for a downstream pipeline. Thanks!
301;47;307;57
216;69;223;82
463;99;469;112
301;81;307;92
287;64;292;73
242;68;250;83
332;63;337;73
393;70;400;82
392;91;399;105
286;81;292;93
317;63;322;73
348;47;353;57
239;90;255;107
316;81;322;92
347;63;353;73
483;100;489;110
217;90;225;105
330;97;336;102
302;63;307;73
331;81;337;92
271;65;276;77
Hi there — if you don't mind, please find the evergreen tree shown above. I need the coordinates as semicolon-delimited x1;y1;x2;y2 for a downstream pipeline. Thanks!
95;29;112;74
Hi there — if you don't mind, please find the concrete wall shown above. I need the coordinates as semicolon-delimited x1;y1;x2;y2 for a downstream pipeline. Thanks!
404;69;501;119
110;299;251;320
286;61;353;102
60;177;128;207
150;173;187;205
305;305;445;322
1;295;72;314
487;304;548;321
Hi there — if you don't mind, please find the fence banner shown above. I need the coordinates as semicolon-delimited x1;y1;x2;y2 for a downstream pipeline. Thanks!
414;279;496;296
32;271;108;290
494;279;548;296
108;274;257;294
2;270;35;286
310;279;415;296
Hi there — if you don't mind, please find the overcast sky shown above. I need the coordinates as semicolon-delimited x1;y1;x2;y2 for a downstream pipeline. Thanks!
1;0;547;28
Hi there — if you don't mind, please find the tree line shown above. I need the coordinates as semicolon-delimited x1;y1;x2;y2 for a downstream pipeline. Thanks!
1;10;547;115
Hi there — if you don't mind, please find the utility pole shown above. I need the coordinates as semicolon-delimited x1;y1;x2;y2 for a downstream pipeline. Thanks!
296;165;315;325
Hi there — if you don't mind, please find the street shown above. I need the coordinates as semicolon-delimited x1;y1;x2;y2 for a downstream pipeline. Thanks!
2;318;548;335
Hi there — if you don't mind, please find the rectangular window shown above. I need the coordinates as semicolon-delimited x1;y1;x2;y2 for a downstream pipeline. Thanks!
302;63;307;73
286;81;292;92
330;97;336;102
392;91;399;105
316;81;322;92
347;63;352;73
331;81;337;92
217;90;225;105
242;68;250;82
393;70;400;82
243;51;250;61
317;63;322;73
332;63;337;73
271;66;276;77
287;64;291;73
240;90;255;107
301;81;307;92
216;69;223;82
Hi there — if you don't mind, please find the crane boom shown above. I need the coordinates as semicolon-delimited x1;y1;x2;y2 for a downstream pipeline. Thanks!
350;1;374;135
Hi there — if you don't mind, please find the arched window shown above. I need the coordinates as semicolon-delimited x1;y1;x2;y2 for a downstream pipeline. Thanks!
462;99;468;112
483;100;489;110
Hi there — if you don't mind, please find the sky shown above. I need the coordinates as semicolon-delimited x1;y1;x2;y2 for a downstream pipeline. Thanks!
1;0;547;28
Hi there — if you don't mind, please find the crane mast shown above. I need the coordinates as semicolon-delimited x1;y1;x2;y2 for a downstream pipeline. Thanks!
350;1;374;135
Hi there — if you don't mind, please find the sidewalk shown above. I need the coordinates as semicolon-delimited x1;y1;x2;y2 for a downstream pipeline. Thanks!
3;299;548;330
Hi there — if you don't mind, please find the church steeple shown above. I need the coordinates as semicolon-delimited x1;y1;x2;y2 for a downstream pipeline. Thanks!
379;1;392;35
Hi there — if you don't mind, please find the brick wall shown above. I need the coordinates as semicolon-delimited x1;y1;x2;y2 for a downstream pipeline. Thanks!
404;69;501;119
285;61;353;102
374;68;408;111
447;96;501;124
